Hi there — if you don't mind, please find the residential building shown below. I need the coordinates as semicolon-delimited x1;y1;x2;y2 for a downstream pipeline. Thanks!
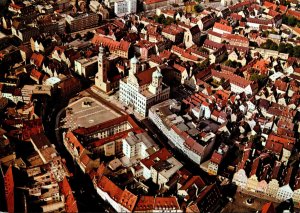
143;0;168;11
66;13;99;32
149;99;217;165
75;56;98;78
114;0;136;17
122;131;158;160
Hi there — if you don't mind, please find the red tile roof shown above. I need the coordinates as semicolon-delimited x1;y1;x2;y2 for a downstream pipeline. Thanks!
136;67;157;86
210;151;223;164
261;202;276;213
154;197;180;210
97;175;123;202
213;22;233;33
140;148;172;169
65;131;85;155
287;9;300;20
135;196;155;211
211;70;253;88
263;1;277;10
222;33;249;43
30;69;43;81
180;176;205;191
59;177;78;213
30;53;44;67
230;13;242;21
173;63;186;73
92;35;130;53
119;189;138;211
144;0;167;5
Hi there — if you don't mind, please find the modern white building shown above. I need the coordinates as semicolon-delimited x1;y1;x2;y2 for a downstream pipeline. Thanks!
122;131;158;160
114;0;136;17
119;56;170;117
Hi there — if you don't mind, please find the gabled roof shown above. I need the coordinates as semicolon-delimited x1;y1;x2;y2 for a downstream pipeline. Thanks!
213;22;232;33
135;67;157;86
154;197;180;210
30;53;44;67
179;176;205;191
135;196;155;211
97;175;123;202
119;189;138;211
173;63;186;73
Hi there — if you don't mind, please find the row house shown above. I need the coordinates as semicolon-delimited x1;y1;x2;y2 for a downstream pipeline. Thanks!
246;18;274;30
212;22;233;35
143;0;168;11
161;24;185;44
149;99;217;165
171;46;200;63
221;34;250;47
233;167;297;202
51;46;81;68
211;70;258;95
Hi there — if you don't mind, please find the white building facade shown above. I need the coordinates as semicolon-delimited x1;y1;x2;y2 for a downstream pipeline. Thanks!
114;0;137;16
119;57;170;117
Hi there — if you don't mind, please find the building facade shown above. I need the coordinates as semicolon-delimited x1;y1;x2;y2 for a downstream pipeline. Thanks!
114;0;136;16
119;56;170;117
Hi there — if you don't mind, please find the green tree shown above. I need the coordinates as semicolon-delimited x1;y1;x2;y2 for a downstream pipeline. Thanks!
154;14;165;24
270;42;278;51
199;47;209;54
195;4;204;13
286;43;294;55
250;73;267;86
288;16;297;26
294;46;300;58
163;17;174;25
198;59;209;70
278;43;286;53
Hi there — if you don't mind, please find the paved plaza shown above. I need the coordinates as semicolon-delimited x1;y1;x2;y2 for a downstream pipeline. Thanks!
63;96;121;129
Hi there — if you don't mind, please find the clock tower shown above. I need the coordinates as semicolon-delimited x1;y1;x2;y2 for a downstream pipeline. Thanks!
95;45;110;92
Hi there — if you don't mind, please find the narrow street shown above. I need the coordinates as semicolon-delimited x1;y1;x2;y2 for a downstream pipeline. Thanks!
45;100;112;212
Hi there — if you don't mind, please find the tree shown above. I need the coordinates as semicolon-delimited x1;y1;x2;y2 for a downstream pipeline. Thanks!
294;46;300;58
163;17;174;25
199;47;209;54
288;16;297;27
261;39;278;51
154;14;165;24
198;59;209;70
278;43;286;53
250;73;267;86
270;42;278;51
195;4;204;13
261;31;269;37
286;43;294;55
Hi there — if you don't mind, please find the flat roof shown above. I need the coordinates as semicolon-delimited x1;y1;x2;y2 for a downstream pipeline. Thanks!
65;97;121;129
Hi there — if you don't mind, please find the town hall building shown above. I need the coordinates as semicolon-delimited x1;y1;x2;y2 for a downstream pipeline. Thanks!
119;56;170;117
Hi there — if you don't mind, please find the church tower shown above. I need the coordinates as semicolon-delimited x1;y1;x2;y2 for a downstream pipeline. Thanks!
149;67;163;95
95;45;109;92
129;56;139;76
